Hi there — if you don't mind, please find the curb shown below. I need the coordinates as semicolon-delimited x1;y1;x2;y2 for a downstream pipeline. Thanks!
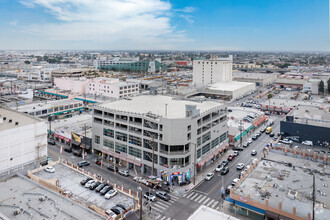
185;178;205;194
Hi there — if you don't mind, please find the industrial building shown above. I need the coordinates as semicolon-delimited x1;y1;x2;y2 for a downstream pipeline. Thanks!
92;95;228;183
232;71;278;86
227;152;330;220
280;105;330;146
0;107;47;176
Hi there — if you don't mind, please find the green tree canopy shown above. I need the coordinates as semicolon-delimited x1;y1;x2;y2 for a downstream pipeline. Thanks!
319;80;324;94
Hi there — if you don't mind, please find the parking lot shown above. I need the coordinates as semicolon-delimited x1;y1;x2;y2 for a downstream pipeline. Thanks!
33;163;135;212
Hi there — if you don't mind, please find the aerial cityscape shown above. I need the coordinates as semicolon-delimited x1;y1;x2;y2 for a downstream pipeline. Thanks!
0;1;329;220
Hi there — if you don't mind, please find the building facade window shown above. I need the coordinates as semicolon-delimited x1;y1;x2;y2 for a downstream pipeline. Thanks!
104;128;114;138
103;138;114;149
95;135;100;144
129;146;142;158
115;142;127;153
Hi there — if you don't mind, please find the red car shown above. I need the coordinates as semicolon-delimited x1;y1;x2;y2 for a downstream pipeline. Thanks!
227;154;235;161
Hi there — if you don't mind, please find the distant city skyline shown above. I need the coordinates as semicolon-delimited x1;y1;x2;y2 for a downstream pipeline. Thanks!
0;0;328;51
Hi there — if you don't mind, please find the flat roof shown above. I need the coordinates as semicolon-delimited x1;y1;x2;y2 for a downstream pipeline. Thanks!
275;78;308;85
233;153;330;219
98;95;223;119
17;99;82;112
207;81;255;92
188;205;239;220
233;72;277;79
287;106;330;127
0;107;42;131
0;175;104;220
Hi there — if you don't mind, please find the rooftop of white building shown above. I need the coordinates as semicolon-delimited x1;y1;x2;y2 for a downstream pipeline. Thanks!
0;107;42;131
98;95;224;119
207;81;255;92
187;205;239;220
17;99;82;112
233;71;278;79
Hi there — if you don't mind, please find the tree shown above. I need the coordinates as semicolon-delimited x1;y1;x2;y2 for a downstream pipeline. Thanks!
24;60;31;64
318;80;324;94
327;78;330;94
267;93;273;99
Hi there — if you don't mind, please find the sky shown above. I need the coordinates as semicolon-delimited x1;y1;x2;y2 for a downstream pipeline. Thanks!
0;0;328;51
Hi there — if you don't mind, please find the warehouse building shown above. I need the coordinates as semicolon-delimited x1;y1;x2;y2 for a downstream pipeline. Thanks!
92;95;229;184
232;71;278;86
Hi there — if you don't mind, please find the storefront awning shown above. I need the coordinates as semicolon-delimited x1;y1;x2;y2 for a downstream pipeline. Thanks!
253;115;268;127
71;139;81;146
234;125;254;142
225;196;266;215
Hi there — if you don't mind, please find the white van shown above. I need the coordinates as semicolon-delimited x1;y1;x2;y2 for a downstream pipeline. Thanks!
302;140;313;146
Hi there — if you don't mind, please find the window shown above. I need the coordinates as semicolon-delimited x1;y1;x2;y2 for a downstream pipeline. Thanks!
202;143;210;155
187;125;191;131
220;132;228;143
116;131;127;142
211;138;219;149
115;143;127;153
129;146;142;158
197;149;201;158
143;139;158;151
197;137;201;146
129;135;142;146
202;131;211;144
95;135;100;144
103;138;114;149
187;133;191;140
103;128;114;138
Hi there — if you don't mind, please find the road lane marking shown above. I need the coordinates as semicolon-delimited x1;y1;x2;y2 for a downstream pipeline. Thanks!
205;178;223;197
167;218;171;220
203;197;210;204
160;216;166;220
198;196;207;203
186;192;195;199
206;199;214;207
153;203;167;210
155;201;169;208
152;206;164;213
168;200;175;204
170;194;180;199
193;190;207;195
211;201;219;208
190;193;199;200
194;194;203;202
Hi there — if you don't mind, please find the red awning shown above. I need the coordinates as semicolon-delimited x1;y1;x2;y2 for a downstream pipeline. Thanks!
253;115;268;127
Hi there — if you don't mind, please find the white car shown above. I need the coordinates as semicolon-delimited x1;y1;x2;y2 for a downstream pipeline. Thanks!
45;166;55;173
85;180;96;188
133;176;146;184
144;192;156;201
232;178;241;186
105;189;117;199
302;140;313;146
215;165;224;172
236;163;245;170
105;210;117;218
204;173;214;181
248;139;253;144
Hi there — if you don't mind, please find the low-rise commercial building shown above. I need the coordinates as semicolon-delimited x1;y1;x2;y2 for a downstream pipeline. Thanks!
0;107;47;176
51;69;86;82
92;95;228;183
233;72;278;86
54;77;87;94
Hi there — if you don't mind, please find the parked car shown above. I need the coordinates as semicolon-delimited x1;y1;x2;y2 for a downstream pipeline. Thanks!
227;154;235;161
233;151;239;157
80;177;93;186
110;206;125;215
215;164;224;172
248;139;253;144
252;135;257;140
251;150;257;156
156;191;170;201
100;185;113;195
116;203;130;211
90;181;101;190
95;159;102;165
221;160;229;167
95;183;108;192
236;163;245;170
133;176;147;184
64;148;72;153
73;151;82;157
261;127;266;133
85;180;96;188
243;142;248;148
302;140;313;146
232;178;241;186
45;166;55;173
78;161;90;167
47;140;55;145
105;189;118;199
221;167;229;175
233;146;244;151
225;185;233;194
280;139;293;145
119;170;129;177
144;192;156;201
256;132;261;137
105;210;117;219
269;133;274;137
204;173;214;181
107;165;119;172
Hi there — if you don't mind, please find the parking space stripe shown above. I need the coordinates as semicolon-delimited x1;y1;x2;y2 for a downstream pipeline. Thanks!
203;197;210;204
190;193;199;200
186;192;195;199
198;196;207;203
211;201;219;208
194;194;203;202
206;199;214;207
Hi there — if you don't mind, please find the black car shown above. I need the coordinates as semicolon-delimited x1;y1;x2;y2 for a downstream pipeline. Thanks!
252;135;257;140
95;183;108;192
233;147;244;151
78;161;90;167
225;185;233;194
269;133;275;137
100;185;113;195
107;165;119;172
80;177;93;186
116;203;129;211
111;206;125;215
221;160;229;167
156;191;170;201
73;151;82;157
90;181;101;190
48;140;55;145
64;148;72;153
221;167;229;175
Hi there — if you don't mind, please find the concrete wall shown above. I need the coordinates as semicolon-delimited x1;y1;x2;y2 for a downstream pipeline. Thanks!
54;77;87;94
280;121;330;146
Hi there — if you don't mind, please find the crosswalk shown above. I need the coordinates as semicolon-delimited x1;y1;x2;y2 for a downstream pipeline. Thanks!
148;193;180;220
183;191;220;209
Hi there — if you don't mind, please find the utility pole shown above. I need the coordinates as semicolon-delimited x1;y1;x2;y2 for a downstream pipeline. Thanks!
48;116;52;139
139;185;143;220
239;120;244;148
312;174;315;220
152;138;155;176
83;123;87;160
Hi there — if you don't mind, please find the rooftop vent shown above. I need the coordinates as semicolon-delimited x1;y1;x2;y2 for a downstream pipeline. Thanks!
3;117;6;120
15;122;19;125
9;119;12;123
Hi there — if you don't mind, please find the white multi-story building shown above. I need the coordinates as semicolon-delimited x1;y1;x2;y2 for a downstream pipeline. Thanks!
92;95;228;183
193;55;233;87
93;57;139;69
54;77;88;95
0;107;47;176
86;78;139;99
